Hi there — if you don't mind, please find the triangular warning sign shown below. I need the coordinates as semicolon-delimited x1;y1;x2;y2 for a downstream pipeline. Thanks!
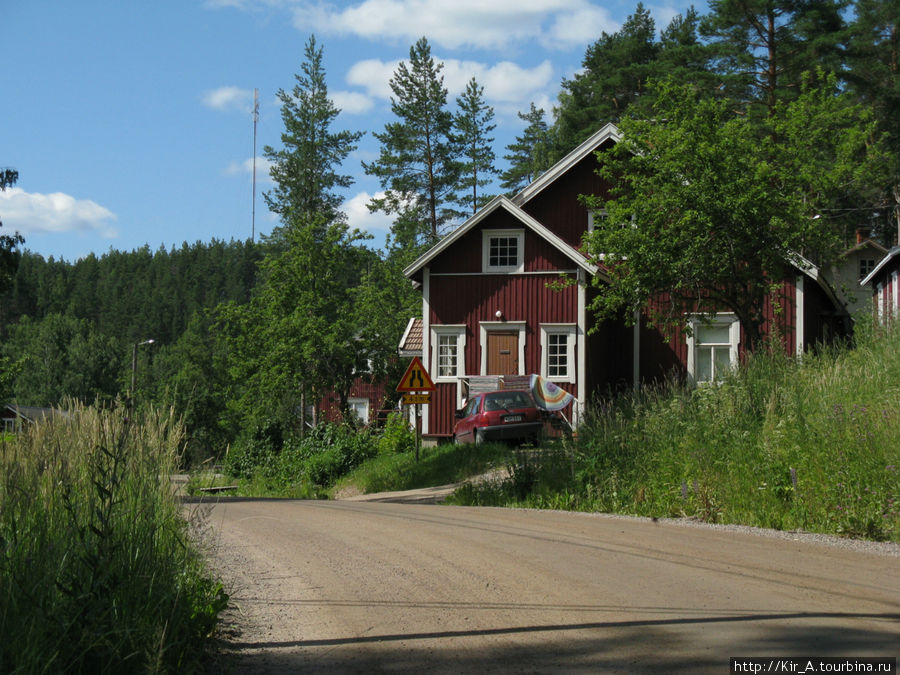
396;356;435;392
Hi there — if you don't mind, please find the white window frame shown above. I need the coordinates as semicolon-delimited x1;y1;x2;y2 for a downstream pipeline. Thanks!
431;325;467;383
482;229;524;273
686;314;740;383
540;324;576;383
587;209;606;233
859;258;876;281
479;321;527;376
348;398;369;425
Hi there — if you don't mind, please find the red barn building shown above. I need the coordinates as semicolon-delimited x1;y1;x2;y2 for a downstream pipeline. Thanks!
404;124;848;440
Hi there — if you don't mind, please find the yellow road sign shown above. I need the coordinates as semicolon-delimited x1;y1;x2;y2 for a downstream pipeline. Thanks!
402;393;432;405
396;356;436;392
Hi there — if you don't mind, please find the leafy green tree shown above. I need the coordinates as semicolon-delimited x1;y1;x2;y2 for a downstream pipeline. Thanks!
452;77;498;216
364;37;459;248
700;0;848;119
499;103;551;195
264;35;363;241
219;216;371;429
147;311;232;464
2;313;121;406
584;76;887;348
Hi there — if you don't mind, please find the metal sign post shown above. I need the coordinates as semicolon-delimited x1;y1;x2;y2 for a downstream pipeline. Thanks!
396;357;436;463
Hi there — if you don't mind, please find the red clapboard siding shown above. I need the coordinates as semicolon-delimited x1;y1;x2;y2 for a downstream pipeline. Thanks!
521;146;616;249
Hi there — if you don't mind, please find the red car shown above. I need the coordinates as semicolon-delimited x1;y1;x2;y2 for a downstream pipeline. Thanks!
453;390;543;445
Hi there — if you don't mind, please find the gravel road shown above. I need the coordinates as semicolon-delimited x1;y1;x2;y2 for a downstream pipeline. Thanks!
198;497;899;673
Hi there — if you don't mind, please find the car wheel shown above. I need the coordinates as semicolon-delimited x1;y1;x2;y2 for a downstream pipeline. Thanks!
475;428;486;445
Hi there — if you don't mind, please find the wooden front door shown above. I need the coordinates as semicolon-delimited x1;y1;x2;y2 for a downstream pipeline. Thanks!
487;332;518;375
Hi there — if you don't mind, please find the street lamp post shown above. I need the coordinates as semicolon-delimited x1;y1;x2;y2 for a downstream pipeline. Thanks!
131;339;155;402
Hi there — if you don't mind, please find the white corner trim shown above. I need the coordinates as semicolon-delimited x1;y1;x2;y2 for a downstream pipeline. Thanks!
577;269;587;426
421;268;430;435
795;275;805;357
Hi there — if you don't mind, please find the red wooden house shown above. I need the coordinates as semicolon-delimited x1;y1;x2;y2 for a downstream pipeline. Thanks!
403;124;848;440
862;246;900;323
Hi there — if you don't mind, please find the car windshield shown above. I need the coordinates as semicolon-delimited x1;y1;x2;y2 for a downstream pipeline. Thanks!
483;392;532;411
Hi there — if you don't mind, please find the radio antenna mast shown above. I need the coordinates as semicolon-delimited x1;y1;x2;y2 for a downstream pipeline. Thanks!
251;88;259;242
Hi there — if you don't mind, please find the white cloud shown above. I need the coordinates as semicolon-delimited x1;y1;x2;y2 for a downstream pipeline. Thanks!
202;86;255;113
346;57;554;110
224;156;274;181
331;90;375;115
544;5;618;49
346;59;402;100
292;0;596;51
344;191;393;237
0;188;118;237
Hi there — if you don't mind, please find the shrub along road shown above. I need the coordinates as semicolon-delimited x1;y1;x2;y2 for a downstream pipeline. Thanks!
202;498;899;673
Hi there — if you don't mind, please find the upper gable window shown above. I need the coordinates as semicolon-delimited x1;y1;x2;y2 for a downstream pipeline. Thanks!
587;210;607;233
483;230;524;273
859;258;876;281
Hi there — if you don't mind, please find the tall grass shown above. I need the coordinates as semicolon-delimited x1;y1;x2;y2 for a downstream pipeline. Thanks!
456;322;899;541
0;402;227;673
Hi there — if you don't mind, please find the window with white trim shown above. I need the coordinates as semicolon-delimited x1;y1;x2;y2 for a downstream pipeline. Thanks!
348;398;369;425
587;210;606;233
431;325;466;381
859;258;876;281
686;315;740;383
540;324;576;383
483;230;524;273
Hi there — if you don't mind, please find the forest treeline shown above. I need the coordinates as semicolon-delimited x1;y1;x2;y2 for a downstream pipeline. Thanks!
0;0;896;465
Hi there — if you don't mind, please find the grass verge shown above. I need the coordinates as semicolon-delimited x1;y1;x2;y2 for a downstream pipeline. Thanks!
331;440;518;496
0;402;227;673
452;323;900;542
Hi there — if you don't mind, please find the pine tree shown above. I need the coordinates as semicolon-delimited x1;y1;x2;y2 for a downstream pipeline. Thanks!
451;78;498;217
845;0;900;243
263;35;363;242
364;37;459;248
554;3;659;155
0;168;24;296
499;103;550;195
700;0;848;119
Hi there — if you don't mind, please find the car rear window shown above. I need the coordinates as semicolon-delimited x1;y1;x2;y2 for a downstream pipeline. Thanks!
484;392;533;411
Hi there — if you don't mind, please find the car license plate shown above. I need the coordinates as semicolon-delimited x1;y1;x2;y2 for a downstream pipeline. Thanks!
504;415;523;423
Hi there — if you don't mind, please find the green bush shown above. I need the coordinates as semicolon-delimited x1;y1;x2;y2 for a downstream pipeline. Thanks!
225;422;378;490
376;412;416;455
224;420;284;479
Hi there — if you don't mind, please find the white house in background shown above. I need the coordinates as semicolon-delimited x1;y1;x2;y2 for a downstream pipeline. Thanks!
831;228;888;318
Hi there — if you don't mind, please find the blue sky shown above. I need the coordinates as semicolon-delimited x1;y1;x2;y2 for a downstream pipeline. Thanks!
1;0;705;261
